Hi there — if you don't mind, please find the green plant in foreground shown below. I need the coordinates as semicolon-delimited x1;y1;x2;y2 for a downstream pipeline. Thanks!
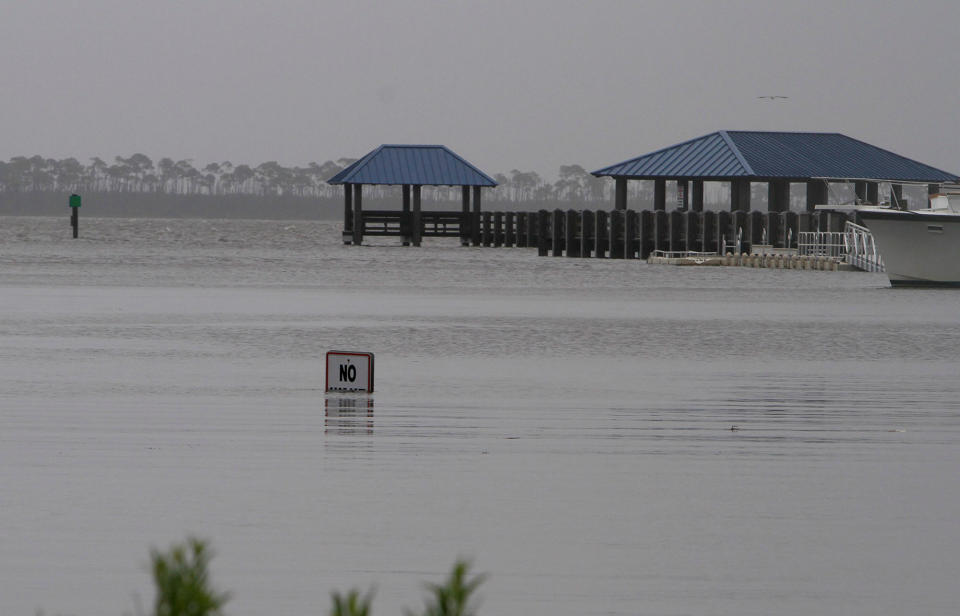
150;537;229;616
330;587;375;616
404;560;487;616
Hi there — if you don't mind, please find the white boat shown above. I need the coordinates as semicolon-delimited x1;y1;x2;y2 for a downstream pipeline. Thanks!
856;193;960;287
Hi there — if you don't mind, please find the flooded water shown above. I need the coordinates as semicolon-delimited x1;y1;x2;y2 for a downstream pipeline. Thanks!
2;216;959;616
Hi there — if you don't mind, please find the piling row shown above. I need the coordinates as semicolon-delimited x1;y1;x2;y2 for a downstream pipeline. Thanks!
472;209;846;259
346;207;849;260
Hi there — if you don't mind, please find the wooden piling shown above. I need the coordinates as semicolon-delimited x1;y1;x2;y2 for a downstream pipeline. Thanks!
516;212;527;247
702;211;716;253
581;210;594;258
537;210;550;256
494;211;504;247
505;212;516;247
668;210;683;252
624;210;638;258
565;209;579;257
595;210;608;258
639;210;654;259
784;211;798;248
685;211;701;253
482;211;493;246
767;212;783;248
717;211;732;253
653;210;668;253
609;210;625;258
749;210;764;249
527;211;538;248
411;185;422;247
731;211;748;252
552;209;564;257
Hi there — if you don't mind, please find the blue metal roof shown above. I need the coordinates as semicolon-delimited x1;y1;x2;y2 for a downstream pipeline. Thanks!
592;131;959;183
327;144;497;186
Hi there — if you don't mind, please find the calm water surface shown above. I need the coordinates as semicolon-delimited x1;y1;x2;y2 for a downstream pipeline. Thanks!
1;217;959;615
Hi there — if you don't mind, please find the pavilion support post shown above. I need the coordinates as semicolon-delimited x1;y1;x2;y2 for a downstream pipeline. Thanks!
343;184;353;244
691;180;704;212
471;186;482;246
352;184;363;245
866;182;879;204
805;180;827;212
676;180;689;211
461;186;470;245
731;179;750;212
855;181;867;204
614;178;627;210
402;184;412;246
891;184;904;210
654;179;666;211
768;180;789;212
412;185;422;246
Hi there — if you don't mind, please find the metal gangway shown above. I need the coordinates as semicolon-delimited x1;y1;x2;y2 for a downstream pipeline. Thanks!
842;221;884;273
797;221;884;272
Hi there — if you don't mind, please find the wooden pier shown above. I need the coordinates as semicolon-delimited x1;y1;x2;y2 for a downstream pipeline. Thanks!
344;207;848;259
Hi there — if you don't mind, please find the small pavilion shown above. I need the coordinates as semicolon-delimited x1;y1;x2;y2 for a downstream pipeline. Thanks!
327;144;497;246
592;131;959;212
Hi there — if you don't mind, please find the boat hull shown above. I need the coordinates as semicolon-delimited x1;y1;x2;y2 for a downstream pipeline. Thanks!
858;209;960;286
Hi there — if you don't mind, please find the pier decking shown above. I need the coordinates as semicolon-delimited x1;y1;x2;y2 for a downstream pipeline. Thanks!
345;208;844;257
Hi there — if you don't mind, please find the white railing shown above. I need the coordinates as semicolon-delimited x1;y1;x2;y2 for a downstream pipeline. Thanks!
842;221;885;273
797;222;885;272
798;230;846;258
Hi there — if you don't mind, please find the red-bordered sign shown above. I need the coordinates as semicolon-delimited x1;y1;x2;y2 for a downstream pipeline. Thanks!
326;351;375;393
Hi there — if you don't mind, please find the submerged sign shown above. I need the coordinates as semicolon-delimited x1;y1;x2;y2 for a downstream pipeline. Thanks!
326;351;375;393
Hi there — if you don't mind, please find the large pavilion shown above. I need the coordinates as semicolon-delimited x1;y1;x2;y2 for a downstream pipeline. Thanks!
592;131;959;212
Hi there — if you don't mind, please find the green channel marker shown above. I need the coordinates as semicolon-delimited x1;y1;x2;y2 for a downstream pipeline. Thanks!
69;193;80;238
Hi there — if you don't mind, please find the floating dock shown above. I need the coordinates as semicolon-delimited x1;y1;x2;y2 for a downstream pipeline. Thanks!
646;251;857;271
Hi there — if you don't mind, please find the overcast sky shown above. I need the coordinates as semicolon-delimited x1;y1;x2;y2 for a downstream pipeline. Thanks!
2;0;957;178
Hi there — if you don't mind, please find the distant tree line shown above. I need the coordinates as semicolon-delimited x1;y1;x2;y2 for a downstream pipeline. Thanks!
5;153;824;211
0;153;633;204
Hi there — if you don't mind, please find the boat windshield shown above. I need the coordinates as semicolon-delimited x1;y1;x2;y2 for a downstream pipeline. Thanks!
929;194;960;212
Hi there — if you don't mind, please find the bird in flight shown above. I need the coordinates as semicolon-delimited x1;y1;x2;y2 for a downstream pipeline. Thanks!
757;95;789;100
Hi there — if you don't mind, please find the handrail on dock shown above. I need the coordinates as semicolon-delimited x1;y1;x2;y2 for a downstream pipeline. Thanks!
797;221;884;272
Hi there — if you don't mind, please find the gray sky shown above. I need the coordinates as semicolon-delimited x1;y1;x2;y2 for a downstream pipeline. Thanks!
2;0;958;178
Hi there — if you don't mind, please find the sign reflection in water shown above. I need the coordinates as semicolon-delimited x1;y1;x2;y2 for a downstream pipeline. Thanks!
324;396;374;435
